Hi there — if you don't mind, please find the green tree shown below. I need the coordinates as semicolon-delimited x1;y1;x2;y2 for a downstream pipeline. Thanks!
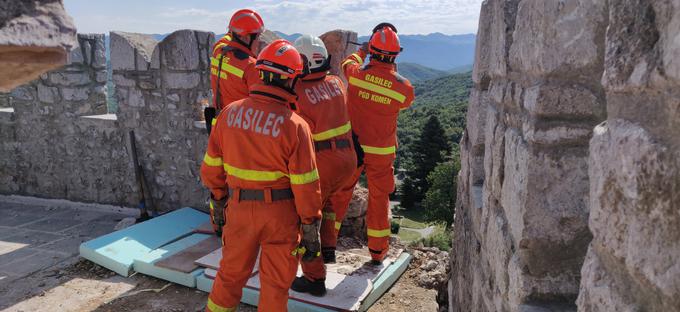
410;115;450;201
423;161;459;227
399;176;417;209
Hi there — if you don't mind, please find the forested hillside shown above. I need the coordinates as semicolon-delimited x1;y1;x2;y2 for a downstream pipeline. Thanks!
396;71;472;169
397;63;449;82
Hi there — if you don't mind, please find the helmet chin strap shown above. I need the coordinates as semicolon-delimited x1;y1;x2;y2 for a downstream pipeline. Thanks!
310;55;332;74
231;32;258;50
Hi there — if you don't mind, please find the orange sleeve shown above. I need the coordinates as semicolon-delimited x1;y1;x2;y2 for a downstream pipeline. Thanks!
400;79;415;110
288;120;322;225
200;114;228;200
341;52;365;80
243;61;261;89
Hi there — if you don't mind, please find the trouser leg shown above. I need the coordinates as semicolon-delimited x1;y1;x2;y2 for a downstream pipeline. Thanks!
364;155;395;262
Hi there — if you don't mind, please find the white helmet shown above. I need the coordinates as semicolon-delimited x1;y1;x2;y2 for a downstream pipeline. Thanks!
293;34;329;71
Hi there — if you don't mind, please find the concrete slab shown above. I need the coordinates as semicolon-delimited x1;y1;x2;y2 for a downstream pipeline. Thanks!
61;221;119;238
38;235;93;256
21;217;84;232
0;226;27;239
2;230;65;247
0;244;40;264
0;211;39;227
0;250;71;276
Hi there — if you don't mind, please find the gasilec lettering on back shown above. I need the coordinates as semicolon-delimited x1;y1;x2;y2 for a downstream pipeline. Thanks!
226;106;284;138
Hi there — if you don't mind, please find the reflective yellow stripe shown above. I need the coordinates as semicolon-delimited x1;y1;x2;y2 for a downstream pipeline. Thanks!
348;76;406;103
312;122;351;141
223;163;287;182
212;43;227;55
367;228;391;238
342;60;354;68
361;145;396;155
210;58;244;78
335;221;342;230
203;154;223;167
322;212;336;221
211;118;217;126
211;67;228;80
289;169;320;185
207;298;235;312
352;53;364;65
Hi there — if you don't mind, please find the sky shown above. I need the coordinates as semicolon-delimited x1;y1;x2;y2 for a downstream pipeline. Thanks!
63;0;483;36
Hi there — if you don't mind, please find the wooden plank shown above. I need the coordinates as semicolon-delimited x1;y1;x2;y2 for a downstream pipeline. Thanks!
357;252;412;312
194;248;221;270
196;249;260;276
79;207;209;276
155;236;221;273
133;233;209;287
193;221;214;234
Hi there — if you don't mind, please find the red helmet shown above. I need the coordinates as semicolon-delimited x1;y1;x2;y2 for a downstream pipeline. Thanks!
256;39;305;79
228;9;264;36
369;26;402;56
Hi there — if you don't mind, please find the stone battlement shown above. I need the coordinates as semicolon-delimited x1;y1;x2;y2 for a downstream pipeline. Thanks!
0;29;358;212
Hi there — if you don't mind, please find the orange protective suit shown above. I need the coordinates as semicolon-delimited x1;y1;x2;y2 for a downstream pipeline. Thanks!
337;51;415;261
201;84;322;312
293;72;357;281
210;35;262;110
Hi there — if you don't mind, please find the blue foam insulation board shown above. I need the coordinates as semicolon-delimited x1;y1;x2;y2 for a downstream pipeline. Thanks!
133;233;209;287
196;253;412;312
79;207;209;276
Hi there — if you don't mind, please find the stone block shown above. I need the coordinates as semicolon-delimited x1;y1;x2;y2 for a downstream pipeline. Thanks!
112;74;135;87
523;84;604;118
0;0;77;92
471;0;518;86
95;70;107;83
61;87;90;101
37;84;59;103
9;85;34;101
163;72;200;89
319;30;358;83
69;45;84;64
509;0;607;78
48;71;90;86
583;120;680;310
110;31;157;71
161;30;199;70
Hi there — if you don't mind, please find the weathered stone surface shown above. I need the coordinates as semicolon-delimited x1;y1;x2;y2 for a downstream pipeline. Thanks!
161;30;198;71
0;0;77;92
110;32;157;71
509;0;607;78
455;0;680;311
319;30;359;84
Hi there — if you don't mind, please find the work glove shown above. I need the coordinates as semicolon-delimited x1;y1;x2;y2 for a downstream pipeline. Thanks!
297;220;321;262
209;195;227;238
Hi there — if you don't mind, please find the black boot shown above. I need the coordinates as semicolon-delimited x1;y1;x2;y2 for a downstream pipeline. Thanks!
322;248;336;264
291;276;327;297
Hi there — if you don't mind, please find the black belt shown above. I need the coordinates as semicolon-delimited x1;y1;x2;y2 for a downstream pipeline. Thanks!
314;139;351;152
228;188;294;202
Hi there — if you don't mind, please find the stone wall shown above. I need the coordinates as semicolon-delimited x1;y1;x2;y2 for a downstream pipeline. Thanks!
577;1;680;311
0;29;359;214
452;1;680;311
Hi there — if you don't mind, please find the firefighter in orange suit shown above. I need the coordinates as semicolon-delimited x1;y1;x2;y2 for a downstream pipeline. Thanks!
337;24;415;264
289;35;357;296
207;9;265;236
201;39;323;312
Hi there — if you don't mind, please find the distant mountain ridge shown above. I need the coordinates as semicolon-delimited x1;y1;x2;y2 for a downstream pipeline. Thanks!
113;31;475;72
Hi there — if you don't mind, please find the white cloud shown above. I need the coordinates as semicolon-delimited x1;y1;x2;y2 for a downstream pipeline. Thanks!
157;0;482;36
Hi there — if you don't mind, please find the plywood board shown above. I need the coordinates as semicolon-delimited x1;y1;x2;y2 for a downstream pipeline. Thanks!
133;233;209;287
79;207;209;276
155;236;221;273
196;249;260;276
246;271;372;311
194;248;221;270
